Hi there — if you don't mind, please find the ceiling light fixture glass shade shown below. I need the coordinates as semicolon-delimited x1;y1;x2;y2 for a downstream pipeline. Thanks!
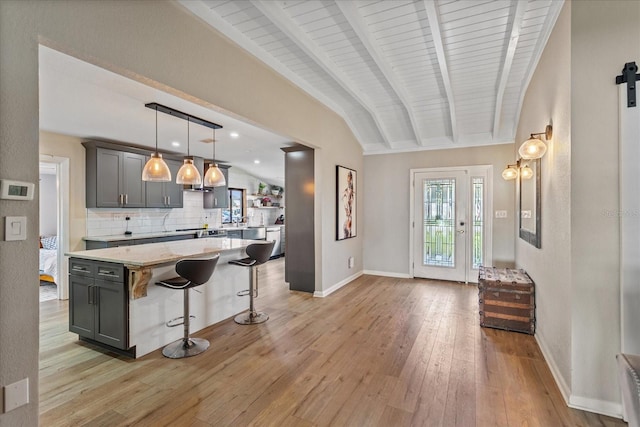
176;158;202;185
518;136;547;159
204;128;226;187
519;124;552;160
142;107;172;182
519;164;534;180
204;164;226;187
502;165;519;180
176;118;202;185
142;152;172;181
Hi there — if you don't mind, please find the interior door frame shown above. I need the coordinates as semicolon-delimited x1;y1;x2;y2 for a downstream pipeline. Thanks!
409;165;493;283
40;155;70;300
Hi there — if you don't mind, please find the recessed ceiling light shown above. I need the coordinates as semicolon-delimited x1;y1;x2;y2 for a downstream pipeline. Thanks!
254;160;260;164
230;132;239;138
171;141;181;147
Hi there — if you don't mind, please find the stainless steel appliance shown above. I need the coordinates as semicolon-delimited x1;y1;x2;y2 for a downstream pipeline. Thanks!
266;226;282;258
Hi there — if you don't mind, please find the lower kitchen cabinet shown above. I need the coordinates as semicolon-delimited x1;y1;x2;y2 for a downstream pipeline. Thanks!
69;259;128;350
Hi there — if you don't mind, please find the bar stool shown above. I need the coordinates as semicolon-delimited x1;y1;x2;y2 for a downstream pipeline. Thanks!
231;241;275;325
155;255;219;358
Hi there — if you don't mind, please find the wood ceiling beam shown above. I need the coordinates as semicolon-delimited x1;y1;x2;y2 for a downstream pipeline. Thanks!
251;0;393;149
179;0;371;150
336;1;425;148
423;0;458;143
492;1;527;141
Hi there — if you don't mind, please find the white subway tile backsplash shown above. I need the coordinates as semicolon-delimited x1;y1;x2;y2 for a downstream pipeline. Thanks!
86;190;281;237
86;191;220;237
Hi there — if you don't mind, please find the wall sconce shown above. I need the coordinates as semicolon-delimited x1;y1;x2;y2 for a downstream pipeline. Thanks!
502;159;534;181
502;164;519;180
519;124;552;159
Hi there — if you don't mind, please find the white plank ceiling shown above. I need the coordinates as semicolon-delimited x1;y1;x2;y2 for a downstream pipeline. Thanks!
181;0;563;154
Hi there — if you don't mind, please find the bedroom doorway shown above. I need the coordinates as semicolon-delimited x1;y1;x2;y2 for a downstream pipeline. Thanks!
39;156;70;301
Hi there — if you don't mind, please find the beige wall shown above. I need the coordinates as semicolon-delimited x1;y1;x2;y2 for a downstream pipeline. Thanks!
517;0;640;416
0;1;362;423
363;143;516;275
570;0;640;414
515;0;572;402
39;131;86;252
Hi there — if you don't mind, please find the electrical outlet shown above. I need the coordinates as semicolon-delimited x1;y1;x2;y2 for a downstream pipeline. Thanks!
348;256;354;269
113;213;124;220
3;378;29;413
495;210;507;219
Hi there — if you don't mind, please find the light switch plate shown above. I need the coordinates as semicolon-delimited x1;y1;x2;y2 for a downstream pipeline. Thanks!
3;378;29;413
495;210;508;219
4;216;27;241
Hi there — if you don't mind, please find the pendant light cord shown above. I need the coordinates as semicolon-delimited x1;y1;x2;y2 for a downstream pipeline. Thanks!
155;107;158;151
187;118;190;157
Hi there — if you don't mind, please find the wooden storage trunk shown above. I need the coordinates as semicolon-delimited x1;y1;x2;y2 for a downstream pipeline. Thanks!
478;267;535;334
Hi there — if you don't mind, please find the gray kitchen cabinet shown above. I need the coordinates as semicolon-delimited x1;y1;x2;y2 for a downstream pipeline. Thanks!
145;157;183;208
225;229;242;239
203;164;230;209
69;258;128;350
85;143;146;208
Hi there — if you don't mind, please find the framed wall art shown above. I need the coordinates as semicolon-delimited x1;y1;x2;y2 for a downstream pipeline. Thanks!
336;165;356;240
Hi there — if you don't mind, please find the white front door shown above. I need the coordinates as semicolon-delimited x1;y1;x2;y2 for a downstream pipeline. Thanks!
412;167;491;282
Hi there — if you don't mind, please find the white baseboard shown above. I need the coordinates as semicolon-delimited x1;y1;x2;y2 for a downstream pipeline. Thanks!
362;270;412;279
314;270;363;298
536;333;623;419
535;332;571;403
569;395;622;419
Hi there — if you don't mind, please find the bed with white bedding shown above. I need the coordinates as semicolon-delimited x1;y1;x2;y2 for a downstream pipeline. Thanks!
39;236;58;284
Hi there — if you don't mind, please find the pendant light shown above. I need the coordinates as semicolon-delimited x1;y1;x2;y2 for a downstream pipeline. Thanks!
176;118;202;185
141;106;172;182
204;128;226;187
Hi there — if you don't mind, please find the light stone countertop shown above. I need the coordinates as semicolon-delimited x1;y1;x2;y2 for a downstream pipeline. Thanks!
66;238;261;267
83;225;284;242
83;230;200;242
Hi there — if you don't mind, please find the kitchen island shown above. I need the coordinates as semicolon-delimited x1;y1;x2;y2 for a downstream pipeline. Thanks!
66;238;260;358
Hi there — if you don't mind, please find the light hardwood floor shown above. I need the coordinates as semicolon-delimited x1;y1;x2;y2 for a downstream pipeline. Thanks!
39;258;625;426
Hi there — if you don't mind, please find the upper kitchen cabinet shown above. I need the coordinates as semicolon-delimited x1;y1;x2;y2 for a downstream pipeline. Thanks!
145;157;183;208
203;164;230;209
85;141;146;208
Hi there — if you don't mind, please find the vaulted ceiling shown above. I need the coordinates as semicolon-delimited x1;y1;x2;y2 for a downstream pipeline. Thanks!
182;0;563;154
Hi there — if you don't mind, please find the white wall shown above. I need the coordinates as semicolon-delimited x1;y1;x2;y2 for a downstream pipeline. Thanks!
38;173;57;236
0;1;362;424
514;0;572;404
570;0;640;415
516;0;640;417
363;143;516;276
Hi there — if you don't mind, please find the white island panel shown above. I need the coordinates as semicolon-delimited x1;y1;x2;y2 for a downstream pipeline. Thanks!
130;248;249;358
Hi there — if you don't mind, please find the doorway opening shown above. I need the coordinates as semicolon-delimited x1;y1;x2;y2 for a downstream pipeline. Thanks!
410;166;493;283
38;156;70;301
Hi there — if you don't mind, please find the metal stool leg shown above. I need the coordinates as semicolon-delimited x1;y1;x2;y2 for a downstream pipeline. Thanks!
234;266;269;325
162;288;210;358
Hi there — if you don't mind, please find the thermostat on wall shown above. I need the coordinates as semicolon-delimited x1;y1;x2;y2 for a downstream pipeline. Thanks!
0;179;35;201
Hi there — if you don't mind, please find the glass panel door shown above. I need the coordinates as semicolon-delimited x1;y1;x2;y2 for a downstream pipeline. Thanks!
414;171;467;281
